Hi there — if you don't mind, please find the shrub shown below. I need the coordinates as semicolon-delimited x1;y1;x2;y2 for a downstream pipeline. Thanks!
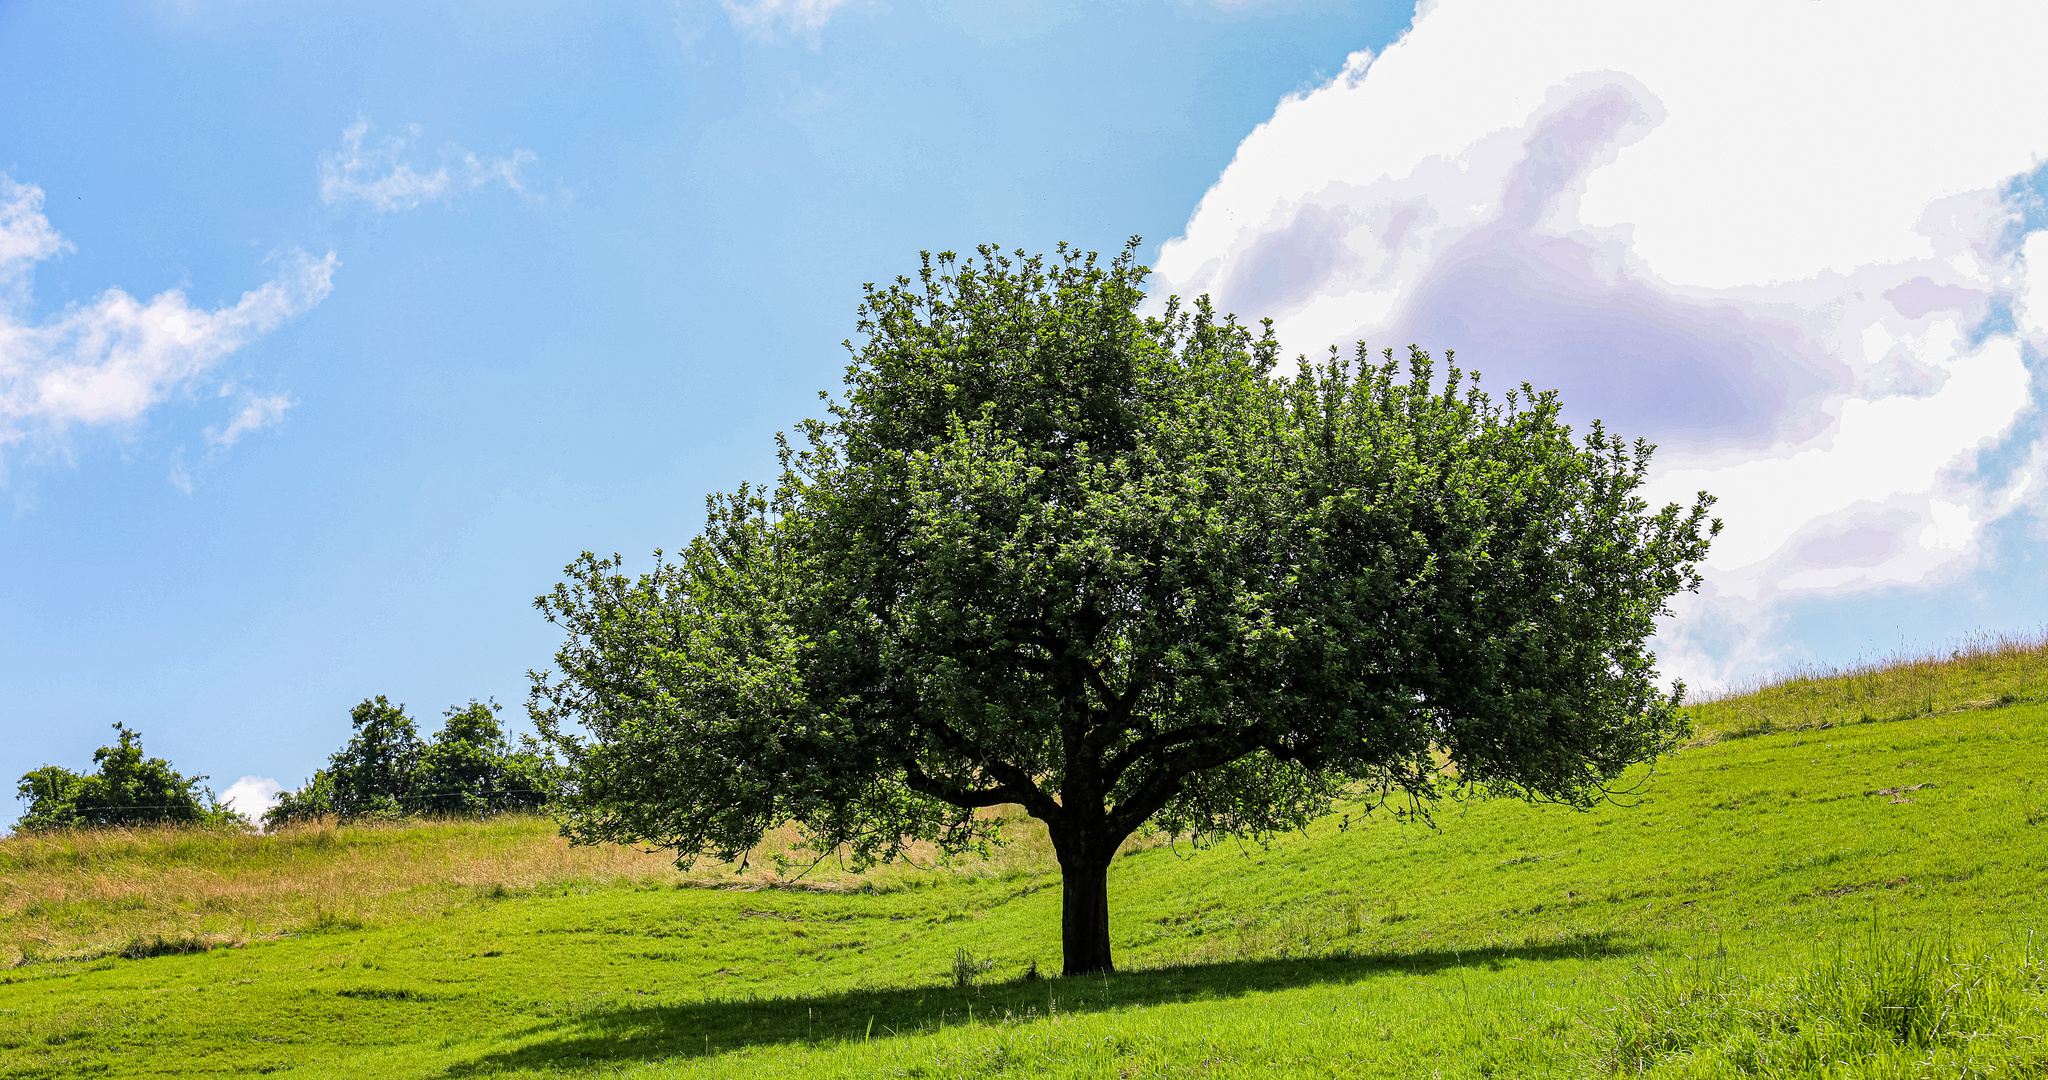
13;725;243;832
265;698;561;828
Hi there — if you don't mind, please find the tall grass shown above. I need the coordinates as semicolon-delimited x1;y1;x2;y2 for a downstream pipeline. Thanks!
0;816;676;965
1606;926;2048;1077
0;809;1074;966
1685;629;2048;742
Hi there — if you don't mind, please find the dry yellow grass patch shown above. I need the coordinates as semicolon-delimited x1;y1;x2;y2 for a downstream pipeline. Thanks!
0;816;667;964
0;811;1068;966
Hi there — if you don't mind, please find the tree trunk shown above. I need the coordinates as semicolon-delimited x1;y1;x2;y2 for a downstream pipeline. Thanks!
1059;859;1114;975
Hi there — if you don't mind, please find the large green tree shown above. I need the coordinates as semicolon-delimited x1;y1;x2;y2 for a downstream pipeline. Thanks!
531;242;1718;975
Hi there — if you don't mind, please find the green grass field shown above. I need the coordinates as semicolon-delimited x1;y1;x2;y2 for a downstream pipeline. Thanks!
4;646;2047;1078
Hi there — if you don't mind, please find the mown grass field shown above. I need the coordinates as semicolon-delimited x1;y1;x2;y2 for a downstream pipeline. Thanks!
4;641;2047;1078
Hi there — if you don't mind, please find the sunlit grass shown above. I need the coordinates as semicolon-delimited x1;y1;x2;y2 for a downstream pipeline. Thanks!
1604;930;2048;1077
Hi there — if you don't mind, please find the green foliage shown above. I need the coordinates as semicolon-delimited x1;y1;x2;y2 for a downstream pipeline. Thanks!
12;724;241;831
329;695;423;819
532;240;1719;973
415;700;561;817
264;768;338;829
265;698;560;827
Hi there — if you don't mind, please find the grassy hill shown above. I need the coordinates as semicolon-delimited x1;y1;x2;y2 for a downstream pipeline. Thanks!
4;641;2046;1078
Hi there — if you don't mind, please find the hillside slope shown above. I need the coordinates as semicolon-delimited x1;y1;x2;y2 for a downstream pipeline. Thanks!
3;694;2045;1077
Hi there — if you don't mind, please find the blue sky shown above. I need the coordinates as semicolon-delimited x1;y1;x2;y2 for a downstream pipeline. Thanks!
0;0;1417;815
6;0;2047;821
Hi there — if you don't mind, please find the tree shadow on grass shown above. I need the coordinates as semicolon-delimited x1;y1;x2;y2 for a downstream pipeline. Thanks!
446;934;1638;1075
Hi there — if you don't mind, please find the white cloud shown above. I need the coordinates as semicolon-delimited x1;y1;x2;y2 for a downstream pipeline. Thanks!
721;0;853;39
0;176;334;457
0;177;66;289
1153;0;2048;686
205;392;294;449
219;775;283;822
319;118;535;213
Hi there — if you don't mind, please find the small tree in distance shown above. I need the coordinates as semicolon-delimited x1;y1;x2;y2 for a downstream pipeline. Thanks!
14;724;242;830
266;697;558;826
530;241;1719;976
415;700;558;816
329;695;423;819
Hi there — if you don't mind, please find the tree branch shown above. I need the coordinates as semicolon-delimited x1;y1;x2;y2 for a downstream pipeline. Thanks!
1098;719;1239;791
899;761;1023;809
1105;734;1264;838
1078;660;1162;758
912;715;1065;823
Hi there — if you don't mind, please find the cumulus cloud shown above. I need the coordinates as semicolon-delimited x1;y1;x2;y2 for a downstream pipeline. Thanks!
721;0;853;39
320;118;535;213
1153;0;2048;685
0;176;334;459
219;776;283;822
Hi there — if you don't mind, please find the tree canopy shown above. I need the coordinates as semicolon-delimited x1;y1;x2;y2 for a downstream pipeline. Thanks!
266;697;559;827
531;241;1719;975
14;724;242;831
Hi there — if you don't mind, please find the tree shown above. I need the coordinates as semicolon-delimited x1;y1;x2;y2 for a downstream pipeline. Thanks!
329;695;423;820
266;696;561;827
415;700;559;816
531;242;1719;975
14;724;242;830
